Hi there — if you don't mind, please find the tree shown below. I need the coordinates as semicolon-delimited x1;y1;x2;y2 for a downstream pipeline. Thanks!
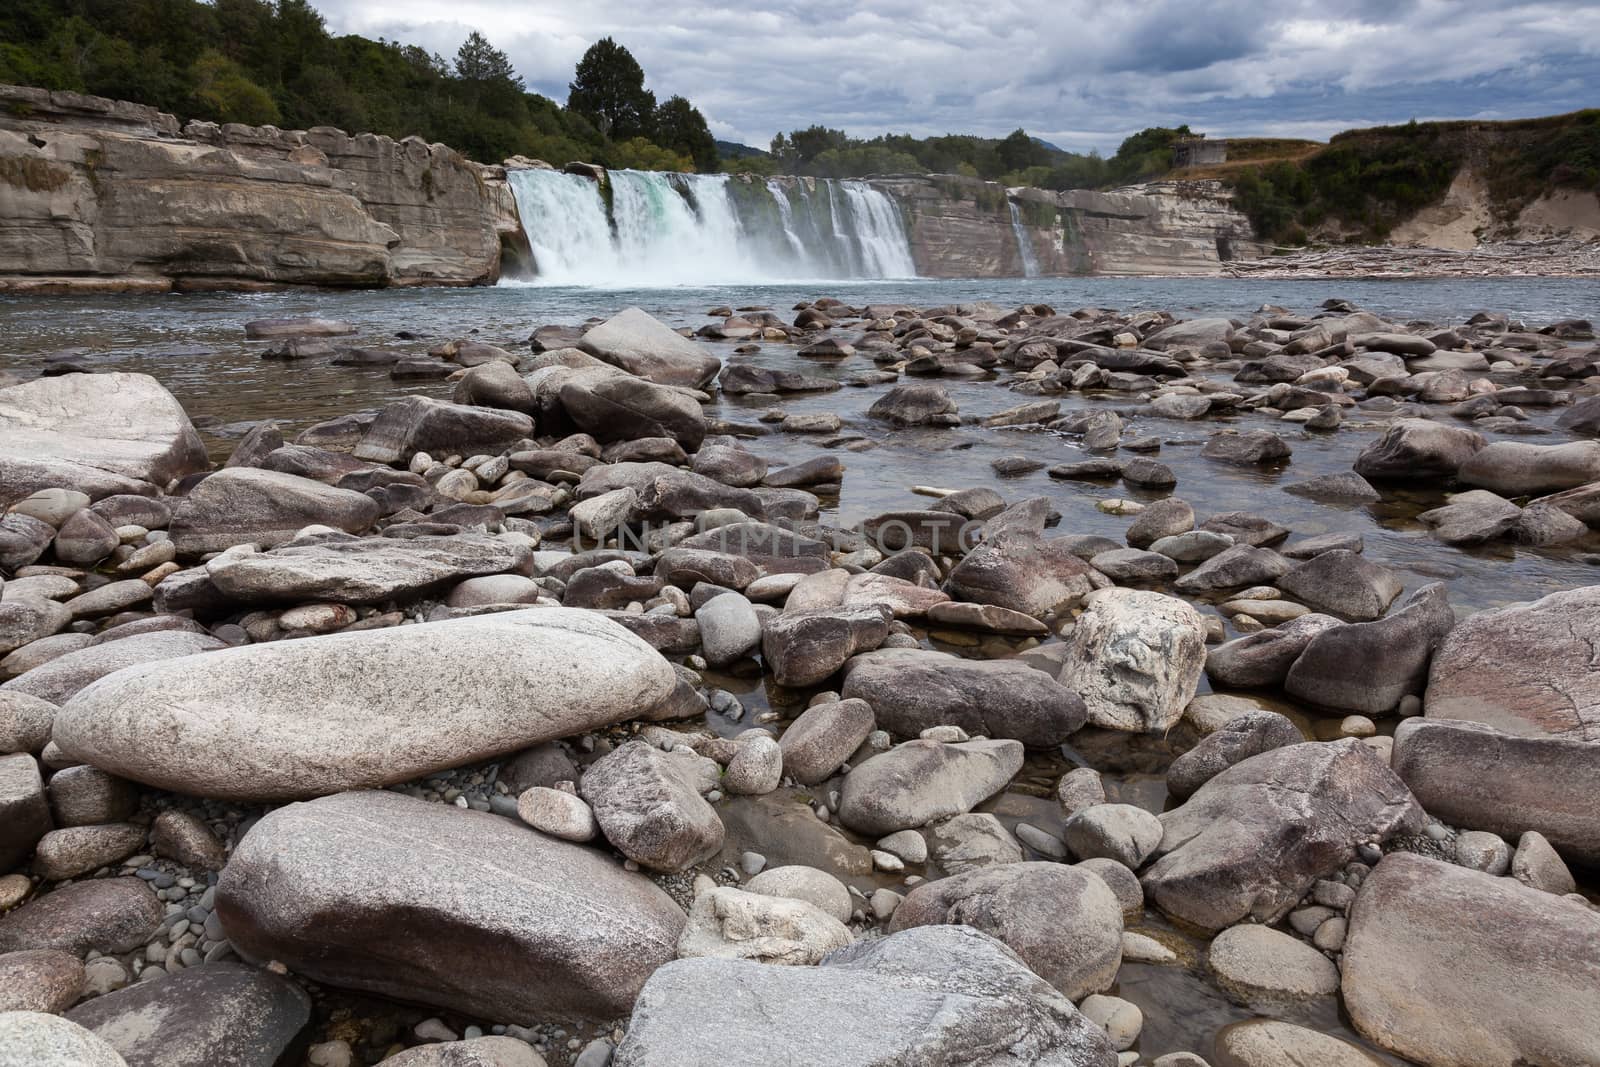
997;128;1047;174
454;30;521;88
189;49;280;125
654;94;717;172
567;37;654;140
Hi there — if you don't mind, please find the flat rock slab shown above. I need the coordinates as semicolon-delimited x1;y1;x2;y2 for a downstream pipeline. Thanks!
53;609;675;801
613;925;1117;1067
65;962;310;1067
216;790;686;1021
203;533;531;604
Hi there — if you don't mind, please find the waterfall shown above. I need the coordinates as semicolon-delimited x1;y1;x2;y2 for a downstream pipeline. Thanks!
1009;200;1041;278
505;169;917;286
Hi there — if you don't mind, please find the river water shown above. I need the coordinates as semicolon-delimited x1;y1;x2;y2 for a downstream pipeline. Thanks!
2;274;1597;1064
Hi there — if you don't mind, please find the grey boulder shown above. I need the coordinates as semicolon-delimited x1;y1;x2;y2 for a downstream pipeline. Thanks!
1457;440;1600;496
0;1012;129;1067
579;307;722;388
168;468;380;555
1166;710;1304;800
837;739;1023;836
0;631;226;705
581;740;725;872
761;605;891;688
352;397;532;464
1060;589;1206;733
1284;583;1455;714
1205;613;1342;689
1276;550;1402;621
1352;418;1484;482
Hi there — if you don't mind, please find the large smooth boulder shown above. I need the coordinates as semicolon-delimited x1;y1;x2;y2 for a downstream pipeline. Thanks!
778;697;875;785
578;307;722;388
890;863;1123;1000
1060;589;1206;733
0;373;207;505
353;397;532;464
203;533;530;604
168;468;380;555
612;925;1118;1067
217;790;685;1020
1142;740;1423;932
1393;718;1600;866
761;606;890;688
1342;853;1600;1067
1146;317;1233;350
0;631;226;705
0;878;162;956
560;376;706;451
581;741;724;872
1457;440;1600;496
867;383;957;425
0;599;70;657
841;648;1087;747
577;463;760;521
1276;550;1402;622
1423;587;1600;740
53;609;674;802
64;962;310;1067
1284;583;1455;714
837;739;1023;836
1352;419;1484;482
0;1012;129;1067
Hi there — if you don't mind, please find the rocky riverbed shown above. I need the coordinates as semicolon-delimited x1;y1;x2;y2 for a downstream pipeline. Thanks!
0;291;1597;1067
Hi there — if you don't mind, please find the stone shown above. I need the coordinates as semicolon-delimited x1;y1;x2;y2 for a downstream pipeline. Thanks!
1201;430;1292;466
0;1012;129;1067
0;693;55;754
1352;418;1485;482
8;488;91;527
1075;859;1143;921
724;735;782;796
761;606;891;688
1063;804;1164;868
559;376;706;452
1166;711;1304;799
2;630;227;706
1060;589;1206;733
1276;550;1402;621
169;469;380;555
841;648;1087;747
46;765;138;827
64;961;310;1067
0;373;208;505
891;862;1123;999
62;581;152;619
1341;853;1600;1067
1090;548;1178;582
1057;767;1107;815
695;593;761;667
33;824;145;880
1453;830;1513;875
0;949;84;1014
612;925;1118;1067
150;811;226;871
0;598;70;656
581;741;725;872
352;397;532;465
1173;545;1290;594
203;533;531;604
217;790;685;1021
1282;471;1382;503
867;383;957;425
378;1037;545;1067
1204;614;1341;689
0;878;162;956
53;609;673;802
1393;718;1600;866
1423;587;1600;740
1125;498;1194;548
778;698;875;785
837;739;1024;836
52;510;119;566
945;525;1097;616
925;601;1049;636
1142;740;1423;932
927;813;1024;874
1207;924;1339;1006
1214;1020;1386;1067
677;885;850;965
0;753;51;873
1078;994;1141;1052
1284;583;1455;715
1416;490;1522;545
1149;530;1234;562
745;866;853;923
1511;830;1577;895
579;307;721;388
1457;439;1600;495
516;787;597;842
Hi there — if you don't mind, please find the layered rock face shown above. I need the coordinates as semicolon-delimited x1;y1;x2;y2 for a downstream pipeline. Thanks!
0;84;507;290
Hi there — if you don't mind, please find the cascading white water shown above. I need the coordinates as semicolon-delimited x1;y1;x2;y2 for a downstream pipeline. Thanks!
1008;199;1041;279
505;168;917;286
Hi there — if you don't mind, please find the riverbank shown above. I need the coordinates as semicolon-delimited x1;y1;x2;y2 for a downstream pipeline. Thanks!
1225;237;1600;279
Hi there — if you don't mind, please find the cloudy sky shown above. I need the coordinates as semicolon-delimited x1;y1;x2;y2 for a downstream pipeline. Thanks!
313;0;1600;152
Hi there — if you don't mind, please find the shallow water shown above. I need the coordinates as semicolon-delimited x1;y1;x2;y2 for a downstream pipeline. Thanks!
3;275;1596;1065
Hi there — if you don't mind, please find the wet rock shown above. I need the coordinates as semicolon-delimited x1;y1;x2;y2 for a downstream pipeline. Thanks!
203;533;530;604
1457;439;1600;495
837;739;1024;836
578;307;722;389
0;1012;129;1066
1352;418;1485;482
218;790;684;1020
1205;614;1341;689
581;741;724;872
1126;498;1194;548
1166;710;1304;800
1341;853;1600;1067
927;813;1024;874
778;697;875;785
560;376;706;451
1208;924;1339;1007
65;961;310;1067
0;878;162;956
694;592;761;666
677;885;850;965
1149;530;1234;562
867;383;958;425
1142;740;1424;932
1276;550;1402;621
1173;545;1290;594
352;397;532;465
1057;767;1107;815
1201;430;1292;466
1060;589;1206;733
1090;548;1179;582
612;925;1117;1067
1415;490;1522;545
761;605;891;688
1281;471;1382;503
1213;1020;1385;1067
54;609;673;802
925;601;1049;636
168;469;379;555
452;360;536;414
1284;583;1454;714
1513;501;1588;545
890;862;1123;999
33;823;145;880
841;648;1087;747
0;753;52;872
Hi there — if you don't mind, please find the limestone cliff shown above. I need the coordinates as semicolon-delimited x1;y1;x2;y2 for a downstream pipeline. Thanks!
871;173;1270;277
0;84;509;291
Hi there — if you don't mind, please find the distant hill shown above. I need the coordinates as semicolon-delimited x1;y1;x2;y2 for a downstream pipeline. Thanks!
717;140;770;159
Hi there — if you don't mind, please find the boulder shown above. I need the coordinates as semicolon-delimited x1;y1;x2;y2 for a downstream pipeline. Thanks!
1213;1020;1386;1067
694;592;761;666
1416;490;1522;545
217;790;684;1020
64;961;310;1067
0;692;56;754
377;1038;546;1067
1457;440;1600;495
578;307;722;388
761;606;891;688
1201;430;1292;466
1205;614;1341;689
452;360;536;414
1352;418;1485;482
945;533;1097;616
1166;710;1304;799
1060;589;1206;733
1141;740;1423;932
1423;587;1600;740
0;1012;128;1067
353;397;532;464
1146;318;1234;350
841;648;1087;747
867;384;957;425
0;631;225;705
0;514;56;570
837;739;1023;836
1173;544;1290;594
1284;583;1455;714
1063;804;1164;868
677;886;851;965
1341;853;1600;1067
577;463;759;522
0;373;207;505
52;510;119;565
890;862;1123;999
1276;550;1402;621
612;925;1118;1067
1207;924;1339;1006
0;949;83;1014
1281;471;1382;503
581;741;725;872
0;878;162;956
168;468;380;555
1393;718;1600;866
0;599;70;657
744;866;853;923
203;533;530;604
927;813;1024;874
560;376;707;451
53;609;674;802
778;698;875;785
0;753;51;873
33;824;145;881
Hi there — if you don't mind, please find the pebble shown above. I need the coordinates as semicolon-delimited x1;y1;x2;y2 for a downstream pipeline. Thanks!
1122;931;1178;964
739;852;767;876
870;849;905;873
1014;822;1068;860
1080;994;1143;1051
875;830;928;864
870;888;902;922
